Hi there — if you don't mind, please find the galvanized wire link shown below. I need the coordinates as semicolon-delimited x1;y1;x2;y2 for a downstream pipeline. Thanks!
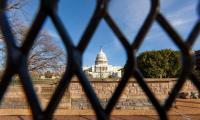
0;0;200;120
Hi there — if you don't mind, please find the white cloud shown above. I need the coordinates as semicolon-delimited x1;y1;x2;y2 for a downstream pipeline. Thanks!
110;0;197;34
108;0;200;51
47;30;60;39
166;2;196;17
171;18;195;28
109;0;150;40
148;1;198;40
160;0;175;10
146;32;163;41
166;2;197;26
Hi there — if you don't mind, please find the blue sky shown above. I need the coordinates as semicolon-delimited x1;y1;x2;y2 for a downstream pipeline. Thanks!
17;0;200;66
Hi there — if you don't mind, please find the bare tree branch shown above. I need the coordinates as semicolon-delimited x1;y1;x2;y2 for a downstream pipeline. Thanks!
4;0;30;11
0;0;66;75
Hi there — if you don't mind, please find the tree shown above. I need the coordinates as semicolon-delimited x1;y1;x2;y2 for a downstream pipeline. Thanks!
0;22;66;74
137;49;181;78
193;51;200;77
0;0;26;69
44;71;53;78
0;0;66;75
4;0;27;11
192;67;200;77
28;30;66;73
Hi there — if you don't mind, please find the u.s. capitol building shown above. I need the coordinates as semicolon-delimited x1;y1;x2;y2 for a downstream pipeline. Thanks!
83;48;122;78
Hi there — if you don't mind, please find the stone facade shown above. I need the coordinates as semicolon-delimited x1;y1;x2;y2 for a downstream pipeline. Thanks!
1;78;199;110
83;48;122;78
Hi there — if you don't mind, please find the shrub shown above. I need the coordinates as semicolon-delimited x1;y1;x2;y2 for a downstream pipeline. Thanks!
137;49;181;78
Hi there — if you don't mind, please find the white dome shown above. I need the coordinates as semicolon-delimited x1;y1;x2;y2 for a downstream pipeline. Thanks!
95;48;108;65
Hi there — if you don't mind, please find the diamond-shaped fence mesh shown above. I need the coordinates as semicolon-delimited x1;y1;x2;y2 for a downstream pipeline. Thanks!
0;0;200;120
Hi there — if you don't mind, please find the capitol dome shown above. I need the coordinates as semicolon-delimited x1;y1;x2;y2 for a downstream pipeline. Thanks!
95;48;108;65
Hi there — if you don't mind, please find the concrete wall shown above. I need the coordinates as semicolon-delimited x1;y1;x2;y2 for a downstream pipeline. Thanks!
1;78;198;110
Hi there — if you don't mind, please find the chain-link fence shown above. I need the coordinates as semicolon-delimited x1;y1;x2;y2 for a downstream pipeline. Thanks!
0;0;200;120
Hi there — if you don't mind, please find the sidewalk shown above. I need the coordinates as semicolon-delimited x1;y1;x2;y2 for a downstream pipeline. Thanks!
0;99;199;120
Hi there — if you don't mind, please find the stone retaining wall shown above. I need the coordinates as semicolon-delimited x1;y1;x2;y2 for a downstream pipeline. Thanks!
1;78;198;110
